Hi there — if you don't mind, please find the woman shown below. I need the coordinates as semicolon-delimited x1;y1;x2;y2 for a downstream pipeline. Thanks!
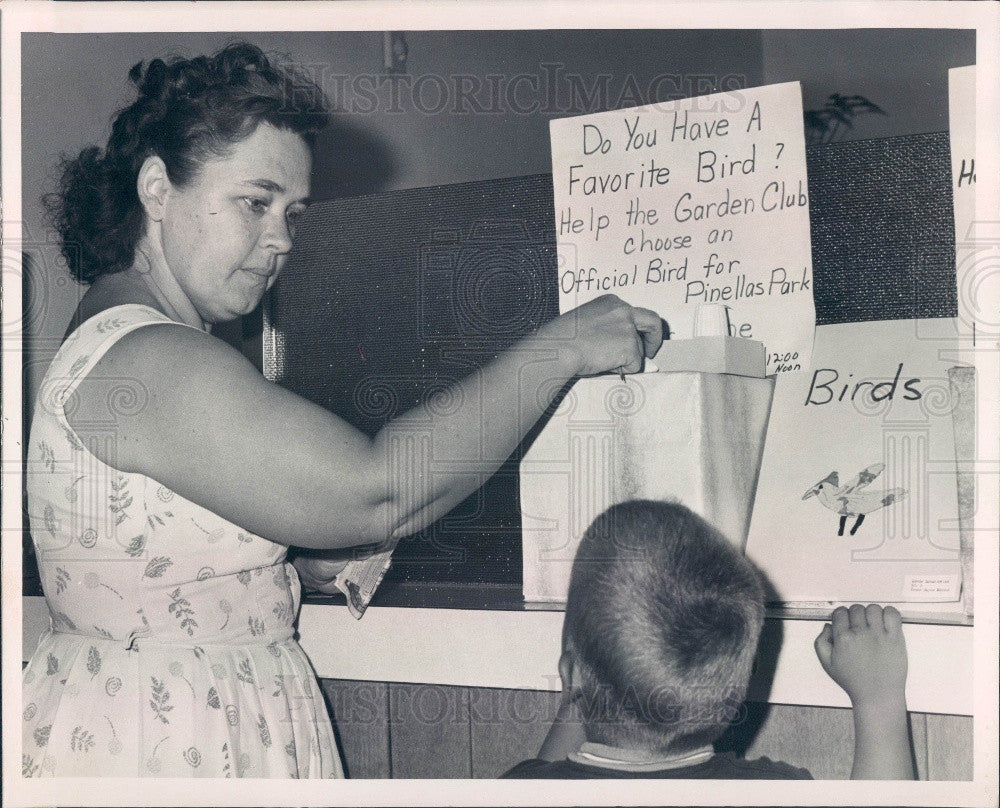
23;43;662;778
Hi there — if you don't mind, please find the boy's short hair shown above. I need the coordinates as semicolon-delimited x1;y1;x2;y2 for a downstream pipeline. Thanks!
565;500;765;754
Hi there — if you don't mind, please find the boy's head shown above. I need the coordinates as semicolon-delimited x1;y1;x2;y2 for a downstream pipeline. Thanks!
564;500;765;755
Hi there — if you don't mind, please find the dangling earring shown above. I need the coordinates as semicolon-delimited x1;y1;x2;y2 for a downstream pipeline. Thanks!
132;243;184;325
133;244;153;276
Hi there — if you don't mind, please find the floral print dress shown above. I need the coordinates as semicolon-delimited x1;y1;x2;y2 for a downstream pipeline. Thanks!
23;304;343;778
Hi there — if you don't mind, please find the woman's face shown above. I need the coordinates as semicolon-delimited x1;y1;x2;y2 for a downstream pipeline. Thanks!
158;122;312;323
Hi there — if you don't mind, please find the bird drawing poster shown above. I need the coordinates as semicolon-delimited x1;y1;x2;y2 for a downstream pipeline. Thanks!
745;318;964;603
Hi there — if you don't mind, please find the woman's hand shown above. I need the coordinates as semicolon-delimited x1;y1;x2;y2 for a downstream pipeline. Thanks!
538;294;665;378
292;555;348;595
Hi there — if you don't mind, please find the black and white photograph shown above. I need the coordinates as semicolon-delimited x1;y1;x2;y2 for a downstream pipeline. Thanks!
2;1;997;806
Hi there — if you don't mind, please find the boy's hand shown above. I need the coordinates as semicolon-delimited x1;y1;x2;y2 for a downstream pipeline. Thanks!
814;604;908;707
817;604;915;780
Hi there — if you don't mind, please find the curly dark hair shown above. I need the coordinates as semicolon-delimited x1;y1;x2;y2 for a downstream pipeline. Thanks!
45;42;330;284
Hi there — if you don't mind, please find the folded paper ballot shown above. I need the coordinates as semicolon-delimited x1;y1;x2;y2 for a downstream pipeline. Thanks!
651;335;766;377
642;305;767;377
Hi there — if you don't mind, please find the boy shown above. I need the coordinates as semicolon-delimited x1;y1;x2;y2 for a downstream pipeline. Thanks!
504;500;913;779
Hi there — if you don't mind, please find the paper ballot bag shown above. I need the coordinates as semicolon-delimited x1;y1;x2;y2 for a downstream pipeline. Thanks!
520;372;775;604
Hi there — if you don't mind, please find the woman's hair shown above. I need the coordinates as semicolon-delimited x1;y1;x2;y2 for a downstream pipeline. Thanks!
45;42;330;284
565;500;765;755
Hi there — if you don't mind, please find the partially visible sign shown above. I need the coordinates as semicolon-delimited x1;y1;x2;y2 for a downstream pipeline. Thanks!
948;66;993;363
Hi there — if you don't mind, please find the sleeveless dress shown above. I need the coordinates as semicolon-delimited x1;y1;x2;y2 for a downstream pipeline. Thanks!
23;304;344;778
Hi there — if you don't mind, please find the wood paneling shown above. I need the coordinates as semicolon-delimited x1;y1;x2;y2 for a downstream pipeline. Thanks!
319;679;391;778
317;678;973;781
926;713;973;781
718;702;854;780
910;712;929;781
469;687;563;778
388;683;472;778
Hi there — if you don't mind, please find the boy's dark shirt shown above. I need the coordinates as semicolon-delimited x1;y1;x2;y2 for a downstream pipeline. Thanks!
502;751;812;779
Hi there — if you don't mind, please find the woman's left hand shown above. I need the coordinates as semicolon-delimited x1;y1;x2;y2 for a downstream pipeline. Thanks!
292;555;348;595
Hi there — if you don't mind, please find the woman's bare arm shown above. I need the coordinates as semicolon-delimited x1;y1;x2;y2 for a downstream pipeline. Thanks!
69;295;662;550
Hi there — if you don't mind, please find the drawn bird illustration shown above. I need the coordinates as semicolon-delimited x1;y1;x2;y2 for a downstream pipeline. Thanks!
801;462;907;537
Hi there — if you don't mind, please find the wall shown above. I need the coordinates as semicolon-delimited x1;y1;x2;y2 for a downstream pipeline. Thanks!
761;28;975;142
20;29;765;410
319;679;972;780
19;31;375;405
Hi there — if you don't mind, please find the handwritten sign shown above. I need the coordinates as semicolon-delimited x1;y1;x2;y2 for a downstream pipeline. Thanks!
948;66;989;362
549;82;815;374
745;318;961;604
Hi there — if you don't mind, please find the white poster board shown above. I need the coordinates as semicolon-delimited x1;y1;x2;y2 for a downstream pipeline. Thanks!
549;81;815;372
746;318;962;603
948;65;993;365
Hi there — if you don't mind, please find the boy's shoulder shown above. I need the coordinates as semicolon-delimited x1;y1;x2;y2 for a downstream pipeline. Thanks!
707;751;814;780
502;751;812;780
